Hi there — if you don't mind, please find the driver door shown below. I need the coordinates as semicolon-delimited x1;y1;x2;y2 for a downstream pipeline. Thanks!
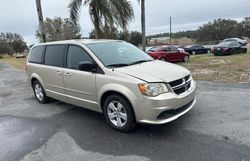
63;45;98;111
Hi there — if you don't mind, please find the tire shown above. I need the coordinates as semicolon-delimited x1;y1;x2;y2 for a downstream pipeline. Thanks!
103;94;136;132
160;57;166;61
192;51;196;55
183;55;189;63
32;80;50;104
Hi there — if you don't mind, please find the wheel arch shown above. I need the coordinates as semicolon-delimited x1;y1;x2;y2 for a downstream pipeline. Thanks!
30;73;45;89
98;84;139;120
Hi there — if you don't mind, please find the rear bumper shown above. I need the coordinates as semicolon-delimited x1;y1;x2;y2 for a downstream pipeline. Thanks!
135;81;196;124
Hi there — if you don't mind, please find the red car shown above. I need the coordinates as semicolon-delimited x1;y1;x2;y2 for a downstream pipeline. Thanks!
147;46;190;63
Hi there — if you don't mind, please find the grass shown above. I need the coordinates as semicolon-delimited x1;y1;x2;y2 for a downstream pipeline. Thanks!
179;50;250;83
0;55;27;70
1;51;250;83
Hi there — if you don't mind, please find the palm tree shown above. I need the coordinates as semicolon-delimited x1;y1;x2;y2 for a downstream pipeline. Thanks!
68;0;134;39
138;0;146;51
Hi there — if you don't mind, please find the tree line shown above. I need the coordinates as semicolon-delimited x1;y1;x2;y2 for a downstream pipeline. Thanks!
0;32;28;56
36;17;143;47
147;17;250;42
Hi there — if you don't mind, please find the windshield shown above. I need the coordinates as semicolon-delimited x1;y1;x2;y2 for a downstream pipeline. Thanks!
216;42;231;47
86;41;153;67
185;45;194;48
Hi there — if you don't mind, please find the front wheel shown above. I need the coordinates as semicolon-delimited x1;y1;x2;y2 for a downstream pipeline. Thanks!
183;55;189;63
103;94;136;132
160;57;166;61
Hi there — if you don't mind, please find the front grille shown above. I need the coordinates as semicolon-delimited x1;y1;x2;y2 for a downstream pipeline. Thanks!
168;75;192;95
157;99;194;120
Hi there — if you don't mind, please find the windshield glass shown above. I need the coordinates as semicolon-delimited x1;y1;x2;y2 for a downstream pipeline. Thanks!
86;41;153;67
185;45;194;48
216;42;231;47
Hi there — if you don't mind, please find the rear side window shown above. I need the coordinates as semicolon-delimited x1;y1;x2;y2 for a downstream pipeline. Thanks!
67;45;93;70
44;45;65;67
28;46;44;63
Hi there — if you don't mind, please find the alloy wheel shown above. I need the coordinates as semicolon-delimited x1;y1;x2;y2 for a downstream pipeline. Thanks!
34;83;44;101
107;101;127;127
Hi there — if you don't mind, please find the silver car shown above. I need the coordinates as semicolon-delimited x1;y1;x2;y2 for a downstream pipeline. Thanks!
27;39;196;132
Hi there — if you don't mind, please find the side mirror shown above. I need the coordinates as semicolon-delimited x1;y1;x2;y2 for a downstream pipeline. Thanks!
78;61;97;72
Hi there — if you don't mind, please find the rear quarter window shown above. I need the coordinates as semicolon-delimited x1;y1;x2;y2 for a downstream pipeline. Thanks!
28;46;45;63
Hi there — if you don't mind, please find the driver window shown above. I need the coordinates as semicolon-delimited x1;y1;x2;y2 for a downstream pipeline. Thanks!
67;45;93;70
170;46;178;52
163;47;170;51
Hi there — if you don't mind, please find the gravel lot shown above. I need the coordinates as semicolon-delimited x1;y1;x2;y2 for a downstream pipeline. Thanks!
0;63;250;161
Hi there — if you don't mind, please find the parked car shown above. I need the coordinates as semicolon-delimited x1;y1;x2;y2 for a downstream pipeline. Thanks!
147;45;190;63
184;44;211;55
212;42;247;56
16;54;26;59
27;40;196;132
145;46;155;52
223;38;248;46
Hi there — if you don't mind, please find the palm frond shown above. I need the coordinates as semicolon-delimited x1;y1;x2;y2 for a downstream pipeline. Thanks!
68;0;83;24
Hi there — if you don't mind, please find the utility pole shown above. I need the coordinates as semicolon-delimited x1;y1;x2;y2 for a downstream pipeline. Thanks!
141;0;146;52
170;16;172;45
36;0;46;42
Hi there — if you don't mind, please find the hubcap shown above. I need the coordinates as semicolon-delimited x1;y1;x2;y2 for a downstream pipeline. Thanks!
184;56;189;62
34;84;43;101
107;101;127;127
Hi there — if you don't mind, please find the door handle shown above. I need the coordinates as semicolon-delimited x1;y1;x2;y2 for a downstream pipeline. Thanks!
56;71;62;75
64;72;71;76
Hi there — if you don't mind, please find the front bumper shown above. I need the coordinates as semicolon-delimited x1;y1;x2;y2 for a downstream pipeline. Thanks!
135;81;196;124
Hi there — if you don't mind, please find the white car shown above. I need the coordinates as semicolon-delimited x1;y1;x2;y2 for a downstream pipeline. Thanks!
223;38;248;46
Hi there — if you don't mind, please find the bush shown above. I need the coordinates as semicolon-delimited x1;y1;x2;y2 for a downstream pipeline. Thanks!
0;54;3;59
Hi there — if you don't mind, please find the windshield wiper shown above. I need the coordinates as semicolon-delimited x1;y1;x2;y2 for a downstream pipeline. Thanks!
106;63;130;68
129;60;153;65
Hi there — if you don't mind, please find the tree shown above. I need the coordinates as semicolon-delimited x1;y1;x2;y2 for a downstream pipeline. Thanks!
129;31;142;46
0;32;27;56
197;19;238;41
36;17;81;42
89;26;118;39
68;0;134;39
138;0;146;51
238;17;250;37
118;31;130;41
12;40;27;53
0;42;13;55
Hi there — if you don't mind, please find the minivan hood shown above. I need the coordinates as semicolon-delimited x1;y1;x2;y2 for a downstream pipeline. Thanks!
114;60;190;82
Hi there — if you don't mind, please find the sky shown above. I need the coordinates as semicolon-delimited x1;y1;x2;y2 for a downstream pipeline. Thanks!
0;0;249;45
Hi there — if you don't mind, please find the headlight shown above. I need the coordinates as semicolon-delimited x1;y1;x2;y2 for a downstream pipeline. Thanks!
138;83;168;96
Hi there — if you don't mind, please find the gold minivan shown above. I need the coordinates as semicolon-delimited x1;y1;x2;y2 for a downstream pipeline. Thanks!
27;39;196;132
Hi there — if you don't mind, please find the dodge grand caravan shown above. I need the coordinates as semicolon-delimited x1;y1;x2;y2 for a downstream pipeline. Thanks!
27;39;196;132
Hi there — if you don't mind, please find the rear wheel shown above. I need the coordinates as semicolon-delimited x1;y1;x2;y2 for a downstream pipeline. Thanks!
103;94;136;132
160;57;166;61
32;80;50;104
